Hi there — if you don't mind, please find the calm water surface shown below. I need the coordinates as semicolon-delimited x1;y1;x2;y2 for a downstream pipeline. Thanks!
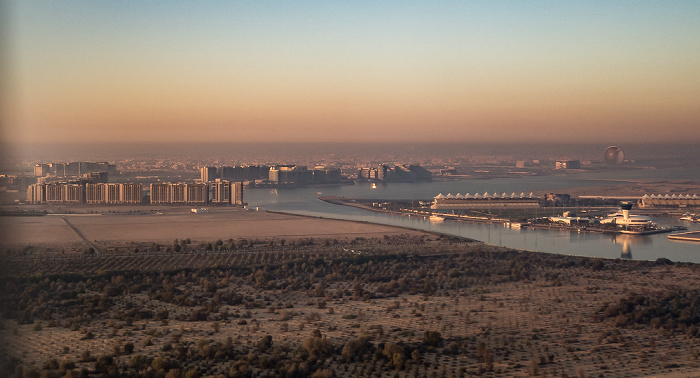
245;170;700;263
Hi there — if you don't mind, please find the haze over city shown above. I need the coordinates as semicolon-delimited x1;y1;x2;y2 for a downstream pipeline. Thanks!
2;1;700;151
4;3;700;377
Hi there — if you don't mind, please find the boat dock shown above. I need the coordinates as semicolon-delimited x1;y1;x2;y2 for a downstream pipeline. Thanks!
668;231;700;243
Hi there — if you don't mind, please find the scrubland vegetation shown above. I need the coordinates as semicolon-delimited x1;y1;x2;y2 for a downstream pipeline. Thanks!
1;234;699;377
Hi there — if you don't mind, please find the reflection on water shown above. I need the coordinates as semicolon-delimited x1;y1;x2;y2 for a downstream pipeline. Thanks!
245;174;700;263
612;234;652;259
621;243;632;259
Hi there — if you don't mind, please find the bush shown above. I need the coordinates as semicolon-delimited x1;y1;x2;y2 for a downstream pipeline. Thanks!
42;358;59;370
311;368;334;378
423;330;442;347
302;332;334;360
341;336;373;362
257;335;273;352
124;342;134;354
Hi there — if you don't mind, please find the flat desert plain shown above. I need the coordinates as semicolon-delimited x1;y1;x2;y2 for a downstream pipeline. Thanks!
1;207;430;255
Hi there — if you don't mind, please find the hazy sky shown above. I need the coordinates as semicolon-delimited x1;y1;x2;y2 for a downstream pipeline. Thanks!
3;1;700;145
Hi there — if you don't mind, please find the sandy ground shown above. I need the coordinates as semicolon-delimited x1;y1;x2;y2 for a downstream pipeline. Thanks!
0;216;83;245
0;207;428;248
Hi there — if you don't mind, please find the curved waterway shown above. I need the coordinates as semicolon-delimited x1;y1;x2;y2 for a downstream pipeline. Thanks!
245;170;700;263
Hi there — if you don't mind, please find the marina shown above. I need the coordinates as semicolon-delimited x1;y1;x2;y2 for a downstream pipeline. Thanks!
245;170;700;263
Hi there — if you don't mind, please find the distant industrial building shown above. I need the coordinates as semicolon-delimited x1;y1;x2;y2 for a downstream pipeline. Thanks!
219;166;235;180
431;192;540;211
200;165;271;182
266;165;342;186
34;161;117;177
555;160;581;169
269;165;302;185
358;164;431;182
544;193;572;207
639;194;700;209
82;171;109;183
33;164;51;177
312;166;341;184
222;165;270;181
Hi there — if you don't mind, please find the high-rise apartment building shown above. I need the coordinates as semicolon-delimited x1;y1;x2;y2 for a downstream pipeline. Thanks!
149;183;209;205
171;183;187;204
231;181;244;205
210;179;231;204
186;183;208;204
120;183;142;204
26;184;45;203
45;183;66;204
85;183;105;204
74;183;144;204
106;183;121;203
150;183;171;204
43;183;83;204
33;164;50;177
200;166;217;182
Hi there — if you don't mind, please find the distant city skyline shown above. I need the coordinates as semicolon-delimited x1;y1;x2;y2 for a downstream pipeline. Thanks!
2;1;699;146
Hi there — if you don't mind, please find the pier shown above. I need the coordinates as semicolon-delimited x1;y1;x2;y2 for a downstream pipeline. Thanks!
668;231;700;243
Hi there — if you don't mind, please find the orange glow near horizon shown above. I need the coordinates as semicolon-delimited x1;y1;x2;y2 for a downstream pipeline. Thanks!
3;2;699;145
